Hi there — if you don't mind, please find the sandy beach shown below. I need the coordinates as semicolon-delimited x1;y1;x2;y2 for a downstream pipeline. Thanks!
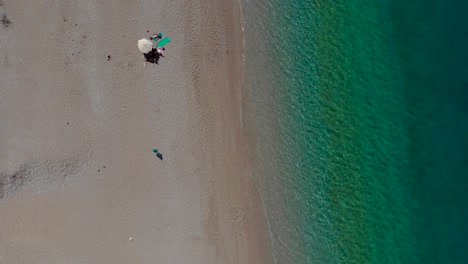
0;0;271;263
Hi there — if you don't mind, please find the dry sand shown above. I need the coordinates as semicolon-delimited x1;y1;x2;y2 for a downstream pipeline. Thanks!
0;0;272;263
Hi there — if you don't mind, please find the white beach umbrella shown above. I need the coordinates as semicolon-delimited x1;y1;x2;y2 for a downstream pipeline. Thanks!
138;38;153;53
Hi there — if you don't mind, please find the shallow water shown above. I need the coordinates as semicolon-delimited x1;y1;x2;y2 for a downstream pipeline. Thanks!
241;0;468;263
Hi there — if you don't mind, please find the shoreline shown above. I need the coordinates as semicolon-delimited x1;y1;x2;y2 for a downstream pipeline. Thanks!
0;0;271;263
181;0;273;262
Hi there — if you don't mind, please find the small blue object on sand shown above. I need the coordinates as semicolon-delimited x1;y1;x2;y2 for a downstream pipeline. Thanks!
152;148;158;154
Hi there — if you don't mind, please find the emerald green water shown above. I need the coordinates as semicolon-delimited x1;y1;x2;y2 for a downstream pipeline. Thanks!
241;0;468;263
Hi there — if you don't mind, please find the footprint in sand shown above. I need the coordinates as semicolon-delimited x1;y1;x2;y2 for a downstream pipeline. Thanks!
0;159;86;200
1;13;12;27
231;207;246;223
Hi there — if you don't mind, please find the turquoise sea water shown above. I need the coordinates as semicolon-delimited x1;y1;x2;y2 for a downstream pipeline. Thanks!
241;0;468;263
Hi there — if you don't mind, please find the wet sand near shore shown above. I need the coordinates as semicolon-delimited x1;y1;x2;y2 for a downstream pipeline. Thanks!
0;0;271;263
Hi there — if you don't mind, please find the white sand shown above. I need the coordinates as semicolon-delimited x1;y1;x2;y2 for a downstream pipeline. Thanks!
0;0;271;263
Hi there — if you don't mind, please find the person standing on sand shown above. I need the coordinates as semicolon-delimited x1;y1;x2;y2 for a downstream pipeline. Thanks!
152;148;163;160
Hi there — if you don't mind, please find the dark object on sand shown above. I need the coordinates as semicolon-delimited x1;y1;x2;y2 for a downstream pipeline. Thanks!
107;55;111;61
144;49;161;64
1;14;12;27
152;148;163;160
156;153;163;160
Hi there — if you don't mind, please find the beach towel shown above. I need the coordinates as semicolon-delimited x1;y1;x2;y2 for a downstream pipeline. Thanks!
157;37;171;48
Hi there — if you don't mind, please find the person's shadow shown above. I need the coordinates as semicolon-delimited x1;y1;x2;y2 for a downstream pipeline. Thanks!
156;153;163;160
144;50;161;64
